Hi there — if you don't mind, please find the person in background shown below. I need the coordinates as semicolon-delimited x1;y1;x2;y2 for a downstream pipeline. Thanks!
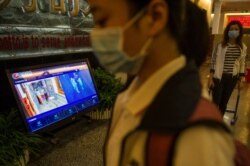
208;20;247;115
89;0;235;165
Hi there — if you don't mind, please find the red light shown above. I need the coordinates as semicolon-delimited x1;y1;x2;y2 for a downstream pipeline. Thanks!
12;73;20;79
228;15;250;28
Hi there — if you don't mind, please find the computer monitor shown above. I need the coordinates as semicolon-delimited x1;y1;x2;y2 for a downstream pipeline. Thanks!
6;59;99;133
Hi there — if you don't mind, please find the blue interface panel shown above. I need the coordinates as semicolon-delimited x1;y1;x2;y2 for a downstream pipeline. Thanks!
9;61;99;132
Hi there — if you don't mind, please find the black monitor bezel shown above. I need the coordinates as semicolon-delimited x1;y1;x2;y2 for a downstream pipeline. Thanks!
5;58;100;133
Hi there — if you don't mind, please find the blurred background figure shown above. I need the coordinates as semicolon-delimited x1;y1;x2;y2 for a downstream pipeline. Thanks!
208;20;247;115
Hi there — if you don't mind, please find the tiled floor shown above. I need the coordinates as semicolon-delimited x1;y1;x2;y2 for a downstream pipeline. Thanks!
200;61;250;147
225;81;250;146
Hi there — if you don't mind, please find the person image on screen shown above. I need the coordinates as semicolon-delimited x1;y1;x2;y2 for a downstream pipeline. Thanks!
73;72;84;91
48;84;58;100
71;75;80;94
208;20;247;115
89;0;235;165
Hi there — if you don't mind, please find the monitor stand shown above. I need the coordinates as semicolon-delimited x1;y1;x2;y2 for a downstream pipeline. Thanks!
40;113;92;144
81;114;92;124
41;132;60;145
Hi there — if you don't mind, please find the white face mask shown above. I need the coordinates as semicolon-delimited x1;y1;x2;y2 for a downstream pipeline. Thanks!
90;9;152;75
228;30;239;39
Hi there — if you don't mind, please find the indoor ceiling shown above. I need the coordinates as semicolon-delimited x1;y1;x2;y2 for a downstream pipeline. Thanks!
221;0;250;12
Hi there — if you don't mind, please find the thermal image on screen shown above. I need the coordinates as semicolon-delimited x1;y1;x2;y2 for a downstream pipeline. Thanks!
9;61;99;132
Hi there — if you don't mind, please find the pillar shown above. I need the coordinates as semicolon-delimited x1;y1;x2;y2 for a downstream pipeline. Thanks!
212;0;222;34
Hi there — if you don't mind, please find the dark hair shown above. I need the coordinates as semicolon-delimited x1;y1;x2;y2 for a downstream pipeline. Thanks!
222;20;243;48
180;2;209;67
126;0;209;67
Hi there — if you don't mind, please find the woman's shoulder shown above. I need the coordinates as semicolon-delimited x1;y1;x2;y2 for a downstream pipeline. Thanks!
174;125;235;165
218;42;224;47
177;125;233;143
214;42;224;49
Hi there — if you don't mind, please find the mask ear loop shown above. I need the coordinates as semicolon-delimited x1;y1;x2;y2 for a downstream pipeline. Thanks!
139;37;153;56
123;7;148;31
126;37;153;61
123;7;152;60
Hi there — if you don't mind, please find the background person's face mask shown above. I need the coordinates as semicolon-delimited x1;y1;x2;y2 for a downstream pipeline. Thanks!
228;30;239;39
90;8;152;75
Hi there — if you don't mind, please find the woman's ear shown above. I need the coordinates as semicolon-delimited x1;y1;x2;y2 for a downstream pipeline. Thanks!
146;0;169;37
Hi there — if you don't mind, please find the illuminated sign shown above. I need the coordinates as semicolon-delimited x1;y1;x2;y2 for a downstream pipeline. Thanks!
22;0;80;17
227;15;250;28
0;0;90;17
0;35;91;50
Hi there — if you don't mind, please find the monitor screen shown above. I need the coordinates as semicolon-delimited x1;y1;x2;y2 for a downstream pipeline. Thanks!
6;59;99;133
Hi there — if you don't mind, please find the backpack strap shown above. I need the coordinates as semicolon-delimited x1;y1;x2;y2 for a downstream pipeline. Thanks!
190;97;222;121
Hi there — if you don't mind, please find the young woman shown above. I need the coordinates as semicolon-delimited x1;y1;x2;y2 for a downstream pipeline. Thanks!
89;0;235;165
208;21;247;115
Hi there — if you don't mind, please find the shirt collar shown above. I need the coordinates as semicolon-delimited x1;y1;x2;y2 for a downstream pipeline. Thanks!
126;56;186;115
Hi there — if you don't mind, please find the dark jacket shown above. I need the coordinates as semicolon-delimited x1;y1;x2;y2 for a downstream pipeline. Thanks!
105;60;233;166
